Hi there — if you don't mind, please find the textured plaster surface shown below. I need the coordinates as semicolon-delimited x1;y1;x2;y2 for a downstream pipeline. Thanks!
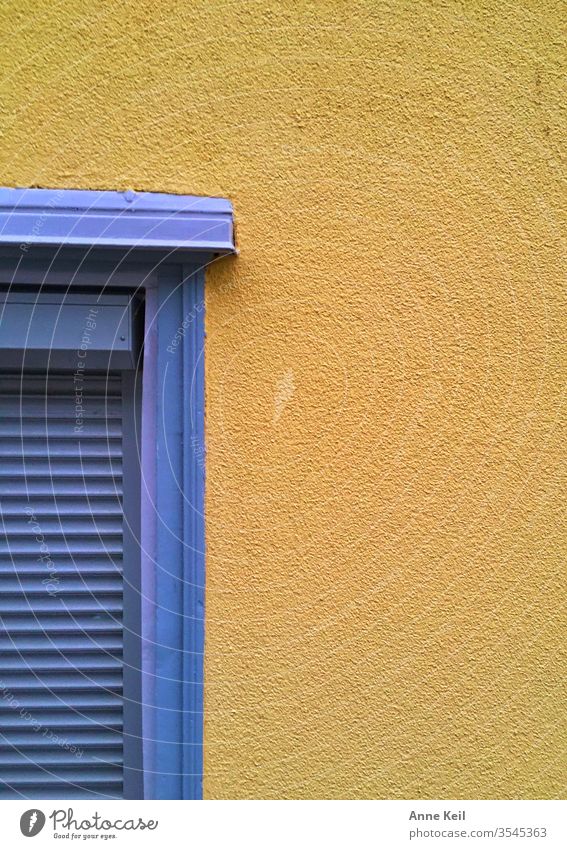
0;0;565;800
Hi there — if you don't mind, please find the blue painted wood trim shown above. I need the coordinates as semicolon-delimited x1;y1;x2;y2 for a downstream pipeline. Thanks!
140;283;158;800
182;265;206;800
0;187;235;254
152;263;207;799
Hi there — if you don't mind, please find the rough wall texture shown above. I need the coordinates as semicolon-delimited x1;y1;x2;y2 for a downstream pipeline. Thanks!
1;0;565;799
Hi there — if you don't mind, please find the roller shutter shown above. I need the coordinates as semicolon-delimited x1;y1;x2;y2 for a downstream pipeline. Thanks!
0;372;126;799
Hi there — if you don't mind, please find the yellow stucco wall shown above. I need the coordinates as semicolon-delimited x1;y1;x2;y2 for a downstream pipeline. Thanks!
1;0;565;799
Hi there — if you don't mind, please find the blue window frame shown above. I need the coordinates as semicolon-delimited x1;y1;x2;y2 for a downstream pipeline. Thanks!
0;188;235;800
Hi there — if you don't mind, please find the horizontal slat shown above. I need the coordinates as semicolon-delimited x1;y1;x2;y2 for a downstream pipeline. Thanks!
0;457;121;475
0;539;122;555
0;374;121;393
0;577;121;595
0;785;122;799
0;383;122;397
0;766;123;784
0;750;123;767
0;560;121;577
0;730;122;748
0;634;122;653
0;518;122;536
0;398;121;416
0;614;122;635
0;653;121;671
0;439;121;458
0;595;121;613
0;421;122;437
0;497;122;517
0;481;123;496
0;709;122;729
0;671;122;689
0;692;122;709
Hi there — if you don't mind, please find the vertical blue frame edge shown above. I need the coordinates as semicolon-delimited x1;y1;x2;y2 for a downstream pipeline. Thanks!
0;187;235;800
154;263;207;800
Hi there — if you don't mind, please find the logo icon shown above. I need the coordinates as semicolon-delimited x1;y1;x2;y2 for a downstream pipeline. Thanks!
20;810;46;837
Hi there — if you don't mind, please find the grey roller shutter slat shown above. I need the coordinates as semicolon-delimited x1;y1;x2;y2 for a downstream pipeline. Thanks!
0;372;124;799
